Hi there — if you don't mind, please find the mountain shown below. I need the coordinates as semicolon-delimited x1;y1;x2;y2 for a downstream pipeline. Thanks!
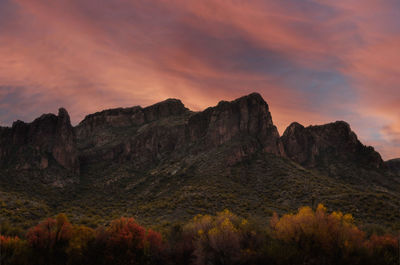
281;121;388;186
75;93;283;172
0;93;399;232
0;108;79;187
386;158;400;175
282;121;384;169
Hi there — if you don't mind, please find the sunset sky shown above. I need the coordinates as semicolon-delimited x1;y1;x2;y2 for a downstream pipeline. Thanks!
0;0;399;159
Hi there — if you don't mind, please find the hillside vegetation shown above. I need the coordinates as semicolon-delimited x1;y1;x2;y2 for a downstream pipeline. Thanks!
1;93;400;262
1;205;399;265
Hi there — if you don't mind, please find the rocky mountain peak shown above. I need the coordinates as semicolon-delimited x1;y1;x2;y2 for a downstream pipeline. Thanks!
58;107;70;123
284;122;304;135
146;98;186;113
0;108;79;176
188;93;284;155
142;98;188;122
76;98;189;139
0;93;392;187
216;92;264;106
54;108;79;173
281;120;384;171
75;92;285;170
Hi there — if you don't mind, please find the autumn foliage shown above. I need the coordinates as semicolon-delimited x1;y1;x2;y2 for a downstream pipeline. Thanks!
271;205;364;259
269;204;398;265
27;213;72;249
0;235;28;264
182;210;261;265
93;217;163;265
0;206;399;265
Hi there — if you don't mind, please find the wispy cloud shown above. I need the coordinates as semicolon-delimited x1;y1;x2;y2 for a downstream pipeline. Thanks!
0;0;399;159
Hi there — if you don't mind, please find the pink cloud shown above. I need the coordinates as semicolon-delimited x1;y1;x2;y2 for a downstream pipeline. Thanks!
0;0;399;159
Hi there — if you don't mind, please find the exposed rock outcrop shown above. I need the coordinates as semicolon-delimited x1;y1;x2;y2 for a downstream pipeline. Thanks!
281;121;384;170
2;94;399;230
75;99;190;166
0;108;79;173
75;99;188;139
187;93;284;155
0;93;389;183
76;93;284;168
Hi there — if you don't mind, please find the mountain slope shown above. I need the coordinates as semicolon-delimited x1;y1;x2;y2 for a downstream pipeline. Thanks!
0;93;399;233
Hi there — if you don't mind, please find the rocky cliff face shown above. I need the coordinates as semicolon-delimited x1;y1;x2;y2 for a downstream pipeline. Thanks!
0;108;79;173
75;93;283;169
75;99;191;167
2;94;399;230
0;93;391;183
281;121;384;170
75;99;188;139
187;93;284;155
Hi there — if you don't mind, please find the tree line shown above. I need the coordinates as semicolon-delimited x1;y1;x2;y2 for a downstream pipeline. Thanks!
1;205;398;265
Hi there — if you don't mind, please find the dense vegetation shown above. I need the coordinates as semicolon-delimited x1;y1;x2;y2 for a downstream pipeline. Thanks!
1;205;398;265
2;151;400;237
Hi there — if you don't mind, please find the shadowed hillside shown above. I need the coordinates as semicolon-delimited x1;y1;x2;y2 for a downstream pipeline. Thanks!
0;93;399;233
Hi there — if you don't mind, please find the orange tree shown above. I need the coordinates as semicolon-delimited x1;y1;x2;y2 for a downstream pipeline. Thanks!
26;213;72;265
88;217;163;265
0;235;29;265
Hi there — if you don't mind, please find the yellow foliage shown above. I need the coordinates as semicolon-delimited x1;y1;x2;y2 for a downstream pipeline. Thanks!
220;218;236;232
331;211;343;221
67;225;95;256
271;204;365;254
208;227;218;236
316;203;327;214
343;213;354;224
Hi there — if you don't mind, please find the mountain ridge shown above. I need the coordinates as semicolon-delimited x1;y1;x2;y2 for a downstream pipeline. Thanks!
0;92;393;177
0;93;399;231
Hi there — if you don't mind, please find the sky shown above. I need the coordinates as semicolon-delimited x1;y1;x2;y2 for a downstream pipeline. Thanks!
0;0;399;160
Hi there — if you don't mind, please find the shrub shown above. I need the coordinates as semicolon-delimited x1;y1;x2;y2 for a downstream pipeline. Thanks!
183;210;263;265
270;204;398;265
90;217;163;265
26;213;72;265
0;235;29;265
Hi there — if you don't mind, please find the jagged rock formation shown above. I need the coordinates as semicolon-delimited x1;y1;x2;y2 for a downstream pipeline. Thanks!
1;92;399;229
75;99;188;139
187;93;284;155
75;98;190;167
0;108;79;173
281;121;384;171
75;93;283;169
0;93;390;179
